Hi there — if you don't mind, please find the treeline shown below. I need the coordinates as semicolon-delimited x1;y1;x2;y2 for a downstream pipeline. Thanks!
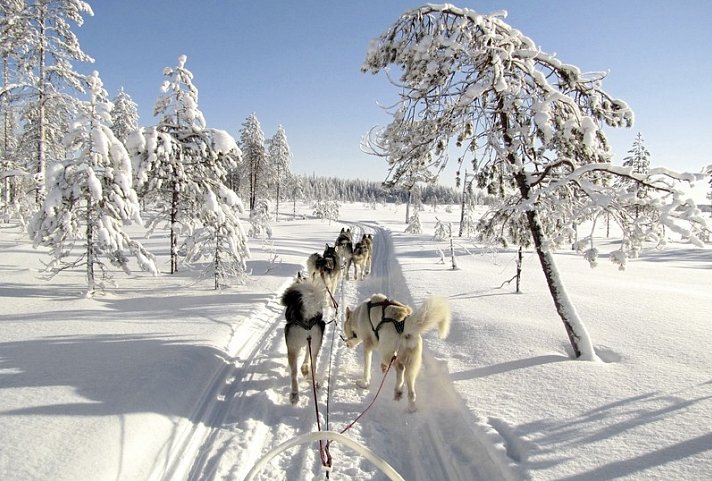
297;174;461;205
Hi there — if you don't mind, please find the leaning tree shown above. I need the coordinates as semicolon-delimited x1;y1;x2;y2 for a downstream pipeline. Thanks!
363;4;707;359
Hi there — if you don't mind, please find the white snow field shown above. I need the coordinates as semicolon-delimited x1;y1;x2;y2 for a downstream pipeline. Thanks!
1;202;711;481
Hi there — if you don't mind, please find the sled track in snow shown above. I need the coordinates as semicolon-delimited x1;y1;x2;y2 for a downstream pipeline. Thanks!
150;293;289;481
158;222;520;481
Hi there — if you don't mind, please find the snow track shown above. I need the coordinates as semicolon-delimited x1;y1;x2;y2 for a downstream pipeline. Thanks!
157;224;521;481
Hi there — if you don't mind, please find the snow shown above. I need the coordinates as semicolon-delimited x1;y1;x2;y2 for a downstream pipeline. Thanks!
1;202;711;481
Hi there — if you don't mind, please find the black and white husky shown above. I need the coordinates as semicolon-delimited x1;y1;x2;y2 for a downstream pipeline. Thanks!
344;294;451;412
280;277;327;404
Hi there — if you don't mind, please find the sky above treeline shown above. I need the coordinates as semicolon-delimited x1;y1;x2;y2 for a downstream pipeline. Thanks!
74;0;712;185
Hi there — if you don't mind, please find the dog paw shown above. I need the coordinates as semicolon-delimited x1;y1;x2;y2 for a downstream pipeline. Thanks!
407;402;418;413
394;390;403;401
357;379;370;389
380;363;388;373
290;392;299;405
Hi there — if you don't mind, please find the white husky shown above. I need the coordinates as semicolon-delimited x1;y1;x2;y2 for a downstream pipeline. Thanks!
344;293;451;412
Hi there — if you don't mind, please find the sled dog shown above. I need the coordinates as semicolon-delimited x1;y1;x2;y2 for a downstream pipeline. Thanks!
346;239;369;280
335;228;353;267
361;234;374;275
344;293;451;411
306;243;341;296
280;278;326;404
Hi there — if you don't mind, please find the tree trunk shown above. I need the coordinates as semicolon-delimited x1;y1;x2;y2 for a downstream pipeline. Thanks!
499;104;596;360
449;231;458;270
458;171;467;237
275;181;280;222
516;246;522;294
515;171;597;360
86;198;95;297
2;56;12;207
170;179;179;274
214;226;220;290
405;190;411;223
36;7;47;204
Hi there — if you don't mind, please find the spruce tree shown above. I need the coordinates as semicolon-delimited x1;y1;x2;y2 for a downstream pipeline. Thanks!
267;125;291;221
111;87;138;145
29;71;156;296
239;112;267;211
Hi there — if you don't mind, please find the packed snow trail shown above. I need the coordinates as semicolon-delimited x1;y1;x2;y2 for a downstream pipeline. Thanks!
157;223;521;481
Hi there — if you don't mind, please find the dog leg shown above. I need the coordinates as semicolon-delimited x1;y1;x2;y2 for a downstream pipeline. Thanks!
306;330;323;389
394;359;405;401
358;346;372;388
287;347;300;404
406;342;423;412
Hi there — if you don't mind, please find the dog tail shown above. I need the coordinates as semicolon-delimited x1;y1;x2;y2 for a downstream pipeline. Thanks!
409;296;451;339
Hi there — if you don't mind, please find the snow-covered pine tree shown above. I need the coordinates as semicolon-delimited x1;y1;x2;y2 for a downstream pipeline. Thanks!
239;113;267;211
28;71;157;297
1;0;26;219
248;198;272;239
147;53;206;274
18;0;94;203
364;4;707;359
181;177;250;290
459;193;477;238
111;87;138;145
267;125;291;221
132;55;248;284
313;199;339;223
405;210;422;234
287;174;303;219
620;132;652;220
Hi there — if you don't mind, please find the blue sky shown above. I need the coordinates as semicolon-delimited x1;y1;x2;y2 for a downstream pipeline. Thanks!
75;1;712;186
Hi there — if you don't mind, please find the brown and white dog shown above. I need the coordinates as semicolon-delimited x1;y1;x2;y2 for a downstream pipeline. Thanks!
344;293;450;411
306;243;341;296
360;234;374;275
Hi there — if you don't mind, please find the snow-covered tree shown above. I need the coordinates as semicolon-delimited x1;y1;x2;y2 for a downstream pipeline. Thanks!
459;193;477;238
267;125;291;221
313;199;339;223
131;54;248;283
363;4;707;359
28;71;157;296
620;132;651;219
405;210;422;234
1;0;25;217
181;185;249;290
287;174;303;219
19;0;94;203
111;87;138;145
248;198;272;239
239;113;267;211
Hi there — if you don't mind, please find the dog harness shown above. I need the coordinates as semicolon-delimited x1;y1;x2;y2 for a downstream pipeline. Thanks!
367;299;407;340
287;313;324;331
